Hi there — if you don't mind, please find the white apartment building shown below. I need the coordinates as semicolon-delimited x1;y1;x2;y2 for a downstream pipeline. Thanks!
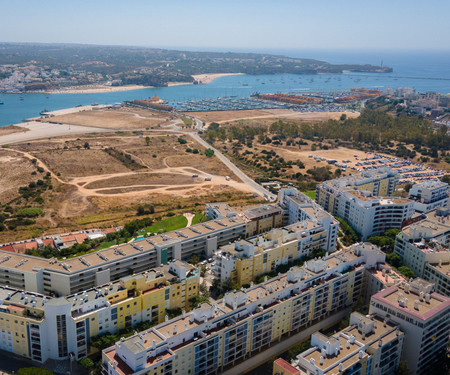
423;261;450;297
283;312;404;375
0;214;245;296
101;244;386;375
337;191;414;240
315;168;413;240
279;188;339;251
369;279;450;374
394;207;450;289
409;180;449;213
215;219;337;286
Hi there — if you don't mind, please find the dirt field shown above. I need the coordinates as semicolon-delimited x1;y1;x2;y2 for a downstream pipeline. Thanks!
0;129;255;242
0;149;37;203
48;107;180;130
189;109;359;125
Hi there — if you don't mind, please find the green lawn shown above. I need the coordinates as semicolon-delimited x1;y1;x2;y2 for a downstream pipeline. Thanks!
145;215;188;234
96;240;116;250
192;212;208;225
304;190;316;200
181;116;193;126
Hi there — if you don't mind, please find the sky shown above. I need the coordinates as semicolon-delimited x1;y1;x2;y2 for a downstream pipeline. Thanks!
1;0;449;52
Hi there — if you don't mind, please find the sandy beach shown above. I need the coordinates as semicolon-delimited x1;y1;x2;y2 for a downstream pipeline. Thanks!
38;84;152;94
192;73;245;84
167;81;193;87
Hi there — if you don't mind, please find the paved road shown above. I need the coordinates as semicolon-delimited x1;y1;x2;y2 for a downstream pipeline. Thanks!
2;108;276;201
188;131;276;201
222;308;351;375
0;121;111;146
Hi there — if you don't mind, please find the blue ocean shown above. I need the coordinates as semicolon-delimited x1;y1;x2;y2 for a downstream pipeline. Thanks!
0;50;449;127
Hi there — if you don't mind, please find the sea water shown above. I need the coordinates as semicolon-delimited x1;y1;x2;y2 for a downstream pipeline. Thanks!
0;50;449;127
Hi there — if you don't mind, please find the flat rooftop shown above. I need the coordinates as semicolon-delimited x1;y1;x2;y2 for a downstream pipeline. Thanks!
242;205;281;220
121;329;165;354
367;267;405;285
300;314;399;375
0;216;244;275
372;285;450;321
402;218;450;241
428;262;450;277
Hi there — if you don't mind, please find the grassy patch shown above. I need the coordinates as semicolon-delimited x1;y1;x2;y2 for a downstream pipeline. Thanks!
145;215;188;234
304;190;316;200
181;116;193;127
192;212;208;225
96;240;117;251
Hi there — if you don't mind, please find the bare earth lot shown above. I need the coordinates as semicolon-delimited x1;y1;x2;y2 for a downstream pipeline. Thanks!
0;130;254;241
189;109;359;125
49;107;181;130
0;150;37;203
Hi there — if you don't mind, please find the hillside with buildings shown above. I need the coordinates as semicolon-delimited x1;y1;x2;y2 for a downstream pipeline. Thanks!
0;43;391;92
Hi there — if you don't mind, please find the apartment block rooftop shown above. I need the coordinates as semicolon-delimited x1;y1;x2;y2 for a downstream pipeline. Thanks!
401;208;450;241
240;204;282;221
294;312;402;375
0;215;244;275
367;265;406;286
371;279;450;321
104;245;386;371
0;260;197;321
323;167;398;189
427;261;450;278
345;190;410;206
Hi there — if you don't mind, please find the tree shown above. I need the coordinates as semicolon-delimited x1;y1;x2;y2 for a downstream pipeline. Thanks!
79;357;94;369
205;148;214;157
83;142;90;149
441;174;450;184
386;253;402;268
145;136;150;146
395;361;412;375
340;114;347;121
404;183;413;193
189;254;200;265
200;264;207;278
199;282;210;297
398;266;415;280
209;122;220;131
137;205;145;216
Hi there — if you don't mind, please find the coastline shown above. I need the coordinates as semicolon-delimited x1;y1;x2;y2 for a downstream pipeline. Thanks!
192;73;245;84
16;74;245;93
31;84;152;94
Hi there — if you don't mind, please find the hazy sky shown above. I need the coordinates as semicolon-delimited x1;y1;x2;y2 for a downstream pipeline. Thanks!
1;0;449;51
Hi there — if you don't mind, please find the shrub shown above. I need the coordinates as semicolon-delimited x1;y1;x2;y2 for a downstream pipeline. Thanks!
79;357;94;369
16;207;43;218
17;367;53;375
